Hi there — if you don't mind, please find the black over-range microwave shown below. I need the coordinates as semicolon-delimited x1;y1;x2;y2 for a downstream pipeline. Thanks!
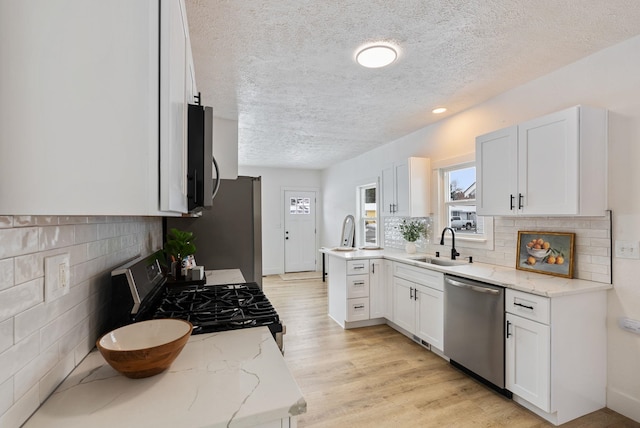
187;103;220;212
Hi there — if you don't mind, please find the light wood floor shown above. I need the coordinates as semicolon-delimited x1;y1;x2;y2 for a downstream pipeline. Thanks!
262;275;639;428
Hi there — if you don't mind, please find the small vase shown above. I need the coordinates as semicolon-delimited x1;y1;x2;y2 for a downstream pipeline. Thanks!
405;242;417;254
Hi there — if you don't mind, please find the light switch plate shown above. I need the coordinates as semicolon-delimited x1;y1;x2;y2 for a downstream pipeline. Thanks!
45;253;70;302
614;240;640;259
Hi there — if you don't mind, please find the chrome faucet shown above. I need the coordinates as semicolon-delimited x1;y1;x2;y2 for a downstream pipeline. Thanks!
440;227;460;260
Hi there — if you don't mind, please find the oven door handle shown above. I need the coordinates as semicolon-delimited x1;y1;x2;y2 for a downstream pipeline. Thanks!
446;278;500;295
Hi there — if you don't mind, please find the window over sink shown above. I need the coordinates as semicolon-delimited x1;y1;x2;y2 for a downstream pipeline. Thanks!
438;158;493;249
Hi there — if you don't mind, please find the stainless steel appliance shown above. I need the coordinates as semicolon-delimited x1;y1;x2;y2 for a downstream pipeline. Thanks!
444;274;510;397
108;251;283;351
187;103;220;212
166;176;262;287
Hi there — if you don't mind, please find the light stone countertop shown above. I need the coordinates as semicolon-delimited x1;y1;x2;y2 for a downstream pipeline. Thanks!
205;268;246;285
320;247;612;297
23;327;306;428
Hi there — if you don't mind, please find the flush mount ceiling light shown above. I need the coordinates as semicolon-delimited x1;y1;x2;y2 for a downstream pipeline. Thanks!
356;44;398;68
432;107;447;114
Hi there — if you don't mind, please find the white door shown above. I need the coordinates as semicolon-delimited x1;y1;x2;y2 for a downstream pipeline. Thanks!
284;190;317;272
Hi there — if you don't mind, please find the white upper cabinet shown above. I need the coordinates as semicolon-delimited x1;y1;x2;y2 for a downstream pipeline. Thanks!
381;157;431;217
160;0;190;213
476;106;607;217
0;0;194;216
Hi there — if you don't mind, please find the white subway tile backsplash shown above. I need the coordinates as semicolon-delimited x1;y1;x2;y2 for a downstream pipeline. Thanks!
0;279;43;322
0;228;38;260
0;332;40;386
0;319;13;354
0;383;39;428
0;215;162;426
0;378;13;417
398;213;612;283
38;225;75;251
74;224;98;244
0;217;11;229
14;343;59;400
0;259;13;292
39;352;75;403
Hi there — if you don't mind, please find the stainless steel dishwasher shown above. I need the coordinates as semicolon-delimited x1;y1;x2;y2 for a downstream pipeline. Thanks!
444;274;510;396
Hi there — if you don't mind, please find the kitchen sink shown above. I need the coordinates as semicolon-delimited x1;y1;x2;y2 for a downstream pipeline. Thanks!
407;256;469;266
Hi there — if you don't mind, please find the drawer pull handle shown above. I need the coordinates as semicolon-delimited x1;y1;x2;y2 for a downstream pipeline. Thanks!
353;266;365;270
353;281;365;286
354;305;365;309
514;302;534;310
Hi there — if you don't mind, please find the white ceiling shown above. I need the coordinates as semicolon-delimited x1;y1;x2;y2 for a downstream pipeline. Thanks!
185;0;640;170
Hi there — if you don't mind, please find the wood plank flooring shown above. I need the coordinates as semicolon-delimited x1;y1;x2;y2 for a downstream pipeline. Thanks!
262;275;639;428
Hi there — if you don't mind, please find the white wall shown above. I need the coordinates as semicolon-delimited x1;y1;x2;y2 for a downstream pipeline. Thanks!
320;35;640;422
239;166;322;275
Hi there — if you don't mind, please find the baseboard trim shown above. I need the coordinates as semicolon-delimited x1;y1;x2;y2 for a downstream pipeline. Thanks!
607;387;640;423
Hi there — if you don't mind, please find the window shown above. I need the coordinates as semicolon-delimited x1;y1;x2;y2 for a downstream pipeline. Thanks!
443;164;483;236
357;183;377;246
289;197;311;215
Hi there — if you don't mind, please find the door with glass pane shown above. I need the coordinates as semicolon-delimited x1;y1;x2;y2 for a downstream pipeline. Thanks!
284;190;317;272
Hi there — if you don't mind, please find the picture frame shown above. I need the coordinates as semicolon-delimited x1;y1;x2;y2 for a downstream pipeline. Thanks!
516;231;575;278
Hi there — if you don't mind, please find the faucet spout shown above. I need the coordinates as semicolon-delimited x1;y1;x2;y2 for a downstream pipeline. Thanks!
440;227;460;260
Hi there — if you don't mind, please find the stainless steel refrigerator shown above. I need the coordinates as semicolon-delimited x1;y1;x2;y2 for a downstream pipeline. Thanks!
165;176;262;287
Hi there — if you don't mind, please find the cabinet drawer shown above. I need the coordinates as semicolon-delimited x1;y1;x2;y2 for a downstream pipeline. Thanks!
505;289;550;325
393;262;443;291
347;274;369;298
346;298;369;322
347;260;370;275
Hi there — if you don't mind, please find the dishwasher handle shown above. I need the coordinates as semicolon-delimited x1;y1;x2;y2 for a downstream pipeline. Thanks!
445;277;500;295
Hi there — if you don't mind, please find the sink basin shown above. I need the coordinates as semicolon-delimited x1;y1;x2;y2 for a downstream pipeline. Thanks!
406;256;469;266
427;258;469;267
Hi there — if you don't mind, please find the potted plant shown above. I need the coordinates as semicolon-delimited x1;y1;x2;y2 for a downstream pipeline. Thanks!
398;219;425;254
164;228;197;279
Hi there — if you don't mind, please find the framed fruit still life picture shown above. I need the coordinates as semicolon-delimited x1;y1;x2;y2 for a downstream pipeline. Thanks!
516;231;575;278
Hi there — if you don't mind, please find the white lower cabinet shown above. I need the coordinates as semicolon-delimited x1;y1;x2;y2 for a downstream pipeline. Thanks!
505;288;607;425
328;256;386;328
391;262;444;352
505;312;551;411
369;259;386;319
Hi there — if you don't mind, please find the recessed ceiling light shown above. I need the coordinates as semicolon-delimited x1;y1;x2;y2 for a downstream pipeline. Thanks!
432;107;447;114
356;45;398;68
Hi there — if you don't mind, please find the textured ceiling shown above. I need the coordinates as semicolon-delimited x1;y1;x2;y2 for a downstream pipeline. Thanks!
185;0;640;170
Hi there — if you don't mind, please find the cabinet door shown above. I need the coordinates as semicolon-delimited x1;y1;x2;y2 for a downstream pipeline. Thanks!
392;277;415;333
381;164;395;216
383;260;394;319
476;126;518;216
369;259;385;319
517;107;579;215
394;160;411;217
159;0;189;213
415;285;444;352
505;313;551;412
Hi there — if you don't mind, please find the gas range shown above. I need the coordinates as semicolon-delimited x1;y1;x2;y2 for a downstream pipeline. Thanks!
108;251;284;351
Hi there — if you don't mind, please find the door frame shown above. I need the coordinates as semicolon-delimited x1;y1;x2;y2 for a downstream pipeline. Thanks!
280;186;321;274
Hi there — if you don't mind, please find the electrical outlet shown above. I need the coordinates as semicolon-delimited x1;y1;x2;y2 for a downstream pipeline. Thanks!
614;240;640;259
45;253;70;302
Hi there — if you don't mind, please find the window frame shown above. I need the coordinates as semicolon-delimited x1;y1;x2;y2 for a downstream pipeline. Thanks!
434;154;494;250
355;181;378;247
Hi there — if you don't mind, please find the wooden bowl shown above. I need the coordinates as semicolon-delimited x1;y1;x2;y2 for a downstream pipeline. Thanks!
96;319;193;379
